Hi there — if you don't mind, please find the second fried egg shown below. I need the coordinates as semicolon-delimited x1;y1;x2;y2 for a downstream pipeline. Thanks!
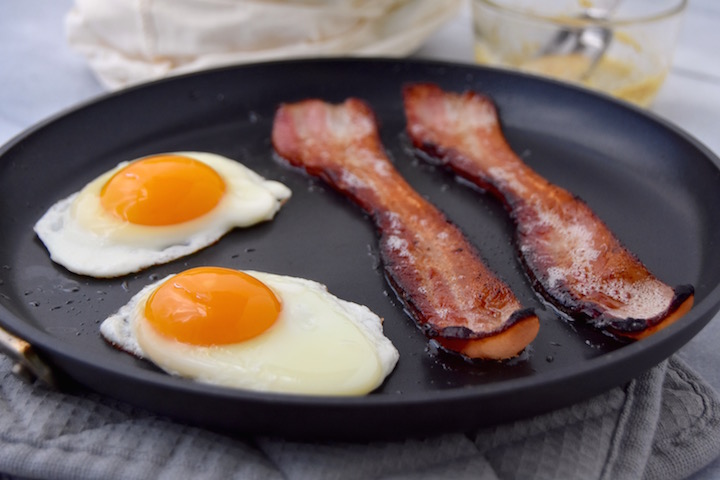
34;152;291;277
100;267;399;396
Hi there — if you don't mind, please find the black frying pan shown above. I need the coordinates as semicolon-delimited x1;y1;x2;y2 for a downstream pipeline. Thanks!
1;59;719;440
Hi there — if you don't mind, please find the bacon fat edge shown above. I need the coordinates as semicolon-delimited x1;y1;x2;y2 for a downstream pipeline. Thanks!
272;98;539;359
402;83;694;339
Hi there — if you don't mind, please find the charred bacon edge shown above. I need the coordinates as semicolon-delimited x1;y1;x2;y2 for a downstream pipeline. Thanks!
607;285;694;334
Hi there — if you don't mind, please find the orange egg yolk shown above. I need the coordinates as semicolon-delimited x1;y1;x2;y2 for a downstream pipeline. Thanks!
100;154;226;226
144;267;281;346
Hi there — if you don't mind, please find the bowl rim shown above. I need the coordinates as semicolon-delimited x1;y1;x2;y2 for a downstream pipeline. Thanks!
472;0;687;27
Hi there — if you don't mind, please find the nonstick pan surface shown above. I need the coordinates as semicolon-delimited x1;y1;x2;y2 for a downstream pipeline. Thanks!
1;59;719;440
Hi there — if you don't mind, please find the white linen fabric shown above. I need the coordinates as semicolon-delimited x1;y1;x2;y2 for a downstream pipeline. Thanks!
1;354;719;480
65;0;462;89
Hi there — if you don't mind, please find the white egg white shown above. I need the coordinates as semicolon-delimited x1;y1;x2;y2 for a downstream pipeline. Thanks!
100;271;399;396
34;152;291;277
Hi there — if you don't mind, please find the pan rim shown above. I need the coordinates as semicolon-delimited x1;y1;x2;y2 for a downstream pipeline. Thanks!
1;57;719;432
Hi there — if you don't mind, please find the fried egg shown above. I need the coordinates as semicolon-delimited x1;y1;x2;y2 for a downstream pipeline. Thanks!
34;152;291;277
100;267;399;396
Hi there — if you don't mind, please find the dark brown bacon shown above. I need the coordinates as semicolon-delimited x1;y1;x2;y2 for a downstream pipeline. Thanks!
402;83;693;339
272;98;539;359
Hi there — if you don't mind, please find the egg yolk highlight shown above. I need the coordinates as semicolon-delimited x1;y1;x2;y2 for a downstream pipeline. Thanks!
100;154;226;226
144;267;281;346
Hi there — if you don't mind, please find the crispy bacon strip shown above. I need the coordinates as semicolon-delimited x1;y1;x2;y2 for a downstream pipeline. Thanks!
403;83;694;339
272;98;539;359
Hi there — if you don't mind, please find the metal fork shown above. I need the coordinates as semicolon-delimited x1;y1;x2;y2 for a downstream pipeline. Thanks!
538;0;622;79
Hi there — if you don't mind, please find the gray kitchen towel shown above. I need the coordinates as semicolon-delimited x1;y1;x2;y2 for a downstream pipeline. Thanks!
1;354;719;480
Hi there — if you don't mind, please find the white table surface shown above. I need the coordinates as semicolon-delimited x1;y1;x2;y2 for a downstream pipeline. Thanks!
1;1;719;478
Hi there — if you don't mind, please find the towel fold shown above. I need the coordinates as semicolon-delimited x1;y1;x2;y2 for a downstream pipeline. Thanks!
64;0;462;90
1;354;719;480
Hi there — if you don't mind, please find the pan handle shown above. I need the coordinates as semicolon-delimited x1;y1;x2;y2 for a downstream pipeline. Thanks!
0;325;58;388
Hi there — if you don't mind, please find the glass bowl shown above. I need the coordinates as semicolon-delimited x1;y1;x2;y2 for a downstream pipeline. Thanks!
471;0;687;106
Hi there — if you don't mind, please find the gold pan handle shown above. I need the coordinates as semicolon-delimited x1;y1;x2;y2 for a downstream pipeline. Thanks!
0;325;58;388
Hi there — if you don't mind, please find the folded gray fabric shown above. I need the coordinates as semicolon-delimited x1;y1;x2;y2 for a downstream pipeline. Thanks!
1;354;719;480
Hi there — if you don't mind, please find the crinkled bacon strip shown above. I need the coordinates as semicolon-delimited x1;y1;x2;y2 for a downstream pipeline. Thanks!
272;98;539;359
402;83;694;339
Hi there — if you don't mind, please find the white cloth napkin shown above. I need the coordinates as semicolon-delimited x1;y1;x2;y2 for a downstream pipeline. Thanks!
65;0;461;90
1;354;719;480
